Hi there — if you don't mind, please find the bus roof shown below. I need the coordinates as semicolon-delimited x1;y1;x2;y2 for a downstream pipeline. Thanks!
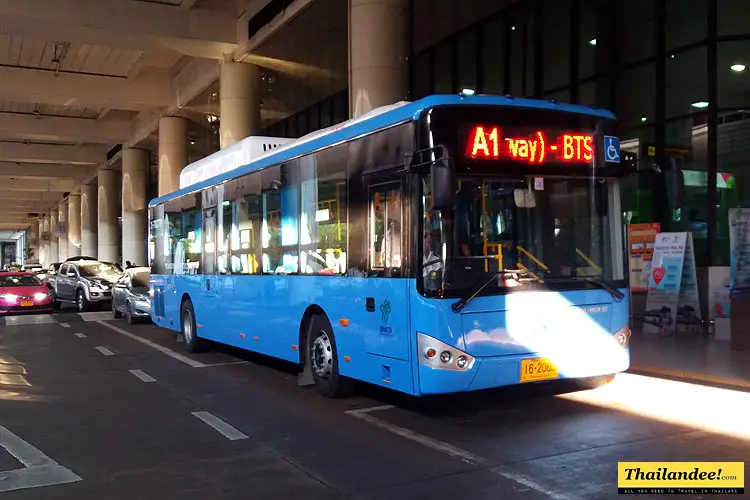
148;94;616;207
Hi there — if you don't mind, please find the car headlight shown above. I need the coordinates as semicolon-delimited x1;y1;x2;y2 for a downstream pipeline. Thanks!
0;294;18;302
33;292;49;301
417;332;475;371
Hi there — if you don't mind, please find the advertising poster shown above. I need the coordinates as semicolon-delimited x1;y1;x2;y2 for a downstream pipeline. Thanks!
675;232;702;333
728;208;750;290
643;232;687;334
627;223;661;292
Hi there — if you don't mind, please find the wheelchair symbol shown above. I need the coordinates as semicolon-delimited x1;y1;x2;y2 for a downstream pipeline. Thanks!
604;136;620;163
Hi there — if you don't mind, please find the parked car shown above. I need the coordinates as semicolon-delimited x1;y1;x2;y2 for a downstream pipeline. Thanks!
111;267;151;324
0;272;54;315
53;260;122;312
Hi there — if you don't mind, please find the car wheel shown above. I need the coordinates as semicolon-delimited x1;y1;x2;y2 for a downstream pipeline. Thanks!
77;289;90;312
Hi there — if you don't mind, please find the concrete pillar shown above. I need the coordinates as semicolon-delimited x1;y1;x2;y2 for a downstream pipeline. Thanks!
348;0;408;117
220;62;261;149
158;116;188;196
122;148;148;267
97;169;119;262
58;199;69;262
68;193;82;258
49;209;58;264
28;222;39;265
40;218;48;267
81;182;98;257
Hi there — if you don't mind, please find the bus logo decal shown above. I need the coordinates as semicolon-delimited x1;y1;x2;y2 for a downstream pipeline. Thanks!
380;298;392;323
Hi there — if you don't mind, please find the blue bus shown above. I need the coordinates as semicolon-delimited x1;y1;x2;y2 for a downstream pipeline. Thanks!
147;93;632;398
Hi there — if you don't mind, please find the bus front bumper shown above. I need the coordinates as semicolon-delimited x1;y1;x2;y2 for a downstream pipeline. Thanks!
416;330;630;395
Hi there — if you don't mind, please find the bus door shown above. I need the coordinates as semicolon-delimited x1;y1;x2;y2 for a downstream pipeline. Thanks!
361;178;411;362
200;187;219;338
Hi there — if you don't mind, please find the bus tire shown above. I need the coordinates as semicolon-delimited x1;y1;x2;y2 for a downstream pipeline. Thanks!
308;314;351;398
181;299;207;353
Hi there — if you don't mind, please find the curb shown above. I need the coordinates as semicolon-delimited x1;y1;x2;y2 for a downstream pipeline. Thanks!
629;364;750;391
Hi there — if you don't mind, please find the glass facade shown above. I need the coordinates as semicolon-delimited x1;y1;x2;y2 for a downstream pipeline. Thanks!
408;0;750;269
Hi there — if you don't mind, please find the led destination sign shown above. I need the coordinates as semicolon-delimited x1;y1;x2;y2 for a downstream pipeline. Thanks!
466;125;595;164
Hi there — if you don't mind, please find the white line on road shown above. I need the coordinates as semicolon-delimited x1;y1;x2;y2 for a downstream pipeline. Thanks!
191;411;248;441
0;426;82;492
128;369;156;383
73;332;87;338
58;323;70;328
346;407;575;500
94;346;115;356
97;321;206;368
196;361;249;368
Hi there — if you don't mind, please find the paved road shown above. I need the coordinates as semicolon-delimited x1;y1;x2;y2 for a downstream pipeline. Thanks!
0;315;747;499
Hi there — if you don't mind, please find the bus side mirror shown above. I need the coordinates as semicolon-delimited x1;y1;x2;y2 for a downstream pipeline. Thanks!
431;160;455;211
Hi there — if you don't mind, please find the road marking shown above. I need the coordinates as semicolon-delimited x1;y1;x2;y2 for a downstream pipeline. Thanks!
128;369;156;383
197;361;249;368
94;346;115;356
97;321;206;368
73;332;86;338
79;312;113;322
0;426;82;492
346;407;574;500
191;411;248;441
59;323;70;328
5;315;55;326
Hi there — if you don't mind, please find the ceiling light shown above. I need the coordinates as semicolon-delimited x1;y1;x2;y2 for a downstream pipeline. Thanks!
589;38;597;46
691;101;709;108
641;117;647;122
730;64;746;72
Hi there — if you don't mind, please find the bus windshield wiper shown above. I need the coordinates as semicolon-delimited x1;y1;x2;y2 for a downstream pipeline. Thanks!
581;276;625;300
451;269;530;313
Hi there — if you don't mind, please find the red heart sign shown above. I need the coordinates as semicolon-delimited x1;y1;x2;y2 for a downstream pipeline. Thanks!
652;266;666;285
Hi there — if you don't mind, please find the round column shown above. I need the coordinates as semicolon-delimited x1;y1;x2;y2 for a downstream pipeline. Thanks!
49;209;59;265
67;193;82;258
81;182;98;257
220;62;261;149
40;218;49;267
58;199;69;262
122;148;148;267
349;0;408;117
97;169;120;263
158;116;188;196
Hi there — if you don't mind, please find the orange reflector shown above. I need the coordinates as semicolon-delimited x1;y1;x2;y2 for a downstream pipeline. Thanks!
425;348;436;358
239;333;246;338
339;318;349;327
196;324;203;329
344;356;351;362
291;345;298;351
253;336;259;341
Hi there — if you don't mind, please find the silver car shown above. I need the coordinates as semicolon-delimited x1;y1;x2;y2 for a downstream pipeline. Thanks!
111;267;151;324
54;260;122;311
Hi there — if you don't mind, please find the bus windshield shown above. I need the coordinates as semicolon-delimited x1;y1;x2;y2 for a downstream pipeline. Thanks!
422;175;626;297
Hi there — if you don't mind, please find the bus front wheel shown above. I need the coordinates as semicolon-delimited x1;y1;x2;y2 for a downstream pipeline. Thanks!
308;315;351;398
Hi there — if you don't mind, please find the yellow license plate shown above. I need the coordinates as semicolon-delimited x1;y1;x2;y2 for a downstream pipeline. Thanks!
20;300;33;307
520;358;558;383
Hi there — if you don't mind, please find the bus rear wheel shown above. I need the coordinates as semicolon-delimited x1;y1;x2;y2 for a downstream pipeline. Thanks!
308;315;351;398
181;300;207;353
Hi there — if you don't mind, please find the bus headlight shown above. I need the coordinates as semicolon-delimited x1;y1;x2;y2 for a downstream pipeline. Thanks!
613;325;631;347
418;332;475;371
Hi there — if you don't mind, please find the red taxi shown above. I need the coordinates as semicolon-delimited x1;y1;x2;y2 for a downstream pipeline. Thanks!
0;272;54;315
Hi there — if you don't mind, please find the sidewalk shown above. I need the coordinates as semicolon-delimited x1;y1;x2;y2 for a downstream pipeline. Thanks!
628;331;750;391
